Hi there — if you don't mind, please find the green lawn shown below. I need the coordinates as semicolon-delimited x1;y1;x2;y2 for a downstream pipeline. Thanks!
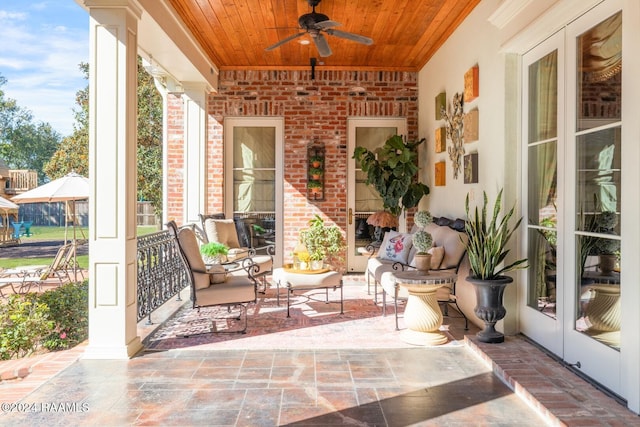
0;226;160;269
25;225;159;240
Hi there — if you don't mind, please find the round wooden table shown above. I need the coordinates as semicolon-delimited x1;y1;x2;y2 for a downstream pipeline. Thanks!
391;270;457;346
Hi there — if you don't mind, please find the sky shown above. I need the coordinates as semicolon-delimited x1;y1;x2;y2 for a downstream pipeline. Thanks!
0;0;88;137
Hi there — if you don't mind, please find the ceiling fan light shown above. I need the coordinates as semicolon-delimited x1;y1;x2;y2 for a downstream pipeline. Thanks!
299;39;310;45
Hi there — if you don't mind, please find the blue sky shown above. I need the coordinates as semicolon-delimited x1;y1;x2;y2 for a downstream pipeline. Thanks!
0;1;88;137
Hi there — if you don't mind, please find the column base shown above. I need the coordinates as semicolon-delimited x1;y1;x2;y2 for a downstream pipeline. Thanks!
400;329;448;346
82;337;143;360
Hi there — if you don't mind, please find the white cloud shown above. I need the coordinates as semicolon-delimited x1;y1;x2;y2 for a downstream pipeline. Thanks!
0;2;88;136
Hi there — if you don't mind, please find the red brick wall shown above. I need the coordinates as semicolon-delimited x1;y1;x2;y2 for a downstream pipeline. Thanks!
168;69;418;265
166;93;184;223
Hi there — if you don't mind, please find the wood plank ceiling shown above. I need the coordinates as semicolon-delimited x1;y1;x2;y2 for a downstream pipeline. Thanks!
167;0;480;71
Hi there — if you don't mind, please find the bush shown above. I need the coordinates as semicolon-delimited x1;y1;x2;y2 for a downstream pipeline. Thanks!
0;295;54;360
37;281;89;351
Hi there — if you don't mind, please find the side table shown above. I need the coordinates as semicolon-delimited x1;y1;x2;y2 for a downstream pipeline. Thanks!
391;269;457;346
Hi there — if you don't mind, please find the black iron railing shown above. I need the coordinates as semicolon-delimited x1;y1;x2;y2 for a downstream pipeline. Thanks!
137;229;188;324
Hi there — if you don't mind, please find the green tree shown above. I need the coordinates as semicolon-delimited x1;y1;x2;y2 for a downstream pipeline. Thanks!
44;64;89;179
135;59;163;216
45;60;163;216
0;75;61;183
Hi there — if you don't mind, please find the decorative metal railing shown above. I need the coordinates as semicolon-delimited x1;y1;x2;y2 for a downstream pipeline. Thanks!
137;229;188;324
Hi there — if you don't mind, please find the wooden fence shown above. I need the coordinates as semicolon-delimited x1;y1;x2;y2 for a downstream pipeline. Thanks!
17;201;158;227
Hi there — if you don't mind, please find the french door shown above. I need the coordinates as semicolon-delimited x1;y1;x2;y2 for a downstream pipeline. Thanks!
346;118;406;272
521;0;624;396
224;117;284;267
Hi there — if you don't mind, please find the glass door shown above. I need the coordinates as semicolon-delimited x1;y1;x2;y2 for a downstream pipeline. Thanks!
520;30;564;356
224;117;284;267
346;118;406;272
521;0;623;397
564;5;622;394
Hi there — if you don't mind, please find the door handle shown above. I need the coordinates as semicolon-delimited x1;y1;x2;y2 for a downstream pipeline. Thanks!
348;208;353;225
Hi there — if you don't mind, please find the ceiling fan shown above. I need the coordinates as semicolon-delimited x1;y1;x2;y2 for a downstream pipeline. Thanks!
265;0;373;57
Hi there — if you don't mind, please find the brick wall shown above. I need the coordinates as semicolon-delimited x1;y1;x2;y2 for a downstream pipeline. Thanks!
167;69;418;265
166;93;184;223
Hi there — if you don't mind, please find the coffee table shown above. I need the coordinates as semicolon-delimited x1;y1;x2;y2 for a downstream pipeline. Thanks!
391;269;457;346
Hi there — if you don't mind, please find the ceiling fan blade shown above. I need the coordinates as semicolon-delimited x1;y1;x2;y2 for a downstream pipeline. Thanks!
312;33;332;56
325;29;373;45
314;19;341;30
265;32;305;51
312;33;332;57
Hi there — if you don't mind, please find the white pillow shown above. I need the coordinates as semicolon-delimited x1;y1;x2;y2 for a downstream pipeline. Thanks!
378;230;413;264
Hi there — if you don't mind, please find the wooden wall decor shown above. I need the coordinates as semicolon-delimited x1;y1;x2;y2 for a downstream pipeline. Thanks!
464;65;479;102
435;161;446;186
463;109;479;143
435;127;446;153
464;153;478;184
435;92;446;120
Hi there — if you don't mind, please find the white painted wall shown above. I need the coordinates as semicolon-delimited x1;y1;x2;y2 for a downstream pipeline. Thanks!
418;0;508;219
417;0;520;334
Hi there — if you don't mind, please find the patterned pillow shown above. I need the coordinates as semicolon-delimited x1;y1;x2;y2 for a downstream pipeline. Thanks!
378;230;413;264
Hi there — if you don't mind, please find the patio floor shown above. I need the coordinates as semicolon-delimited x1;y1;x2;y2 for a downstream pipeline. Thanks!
0;274;637;426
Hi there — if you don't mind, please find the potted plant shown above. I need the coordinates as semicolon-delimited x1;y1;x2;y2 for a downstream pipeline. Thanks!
200;242;229;264
352;135;429;217
308;180;322;194
464;189;528;343
412;229;433;272
592;211;620;275
300;214;346;269
309;167;324;180
414;210;433;228
309;155;323;169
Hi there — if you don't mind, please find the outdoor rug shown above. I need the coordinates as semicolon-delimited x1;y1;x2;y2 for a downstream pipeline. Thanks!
143;280;466;351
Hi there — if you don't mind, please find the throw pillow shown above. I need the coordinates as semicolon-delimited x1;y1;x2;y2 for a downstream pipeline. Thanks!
208;264;227;284
378;230;413;264
428;246;445;269
205;219;241;249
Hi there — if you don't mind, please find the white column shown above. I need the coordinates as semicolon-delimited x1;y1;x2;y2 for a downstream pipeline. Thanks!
182;84;209;224
82;0;142;359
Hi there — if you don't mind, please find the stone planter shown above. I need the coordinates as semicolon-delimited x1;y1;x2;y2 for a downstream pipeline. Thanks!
467;275;513;343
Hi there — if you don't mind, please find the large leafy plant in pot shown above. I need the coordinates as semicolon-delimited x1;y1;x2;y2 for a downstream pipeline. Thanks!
299;214;346;269
464;189;528;343
352;135;429;217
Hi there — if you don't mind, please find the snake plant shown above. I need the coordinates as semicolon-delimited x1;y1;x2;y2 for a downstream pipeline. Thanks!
464;189;528;280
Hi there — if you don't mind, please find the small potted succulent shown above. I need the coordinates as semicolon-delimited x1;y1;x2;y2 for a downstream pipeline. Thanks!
412;230;433;272
200;242;229;264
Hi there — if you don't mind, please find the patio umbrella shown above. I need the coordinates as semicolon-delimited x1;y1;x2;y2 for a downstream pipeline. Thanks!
0;195;19;243
0;194;18;212
12;172;90;280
